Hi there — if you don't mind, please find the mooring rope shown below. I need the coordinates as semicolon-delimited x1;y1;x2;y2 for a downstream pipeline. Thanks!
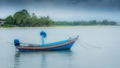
77;39;102;49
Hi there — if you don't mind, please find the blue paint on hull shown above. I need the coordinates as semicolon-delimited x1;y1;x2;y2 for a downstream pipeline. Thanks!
18;42;75;52
47;42;75;50
16;36;79;52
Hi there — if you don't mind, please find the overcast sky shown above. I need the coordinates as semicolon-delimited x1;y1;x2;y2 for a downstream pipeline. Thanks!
0;0;120;22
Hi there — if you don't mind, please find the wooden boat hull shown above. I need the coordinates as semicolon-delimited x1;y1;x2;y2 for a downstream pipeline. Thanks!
17;36;78;52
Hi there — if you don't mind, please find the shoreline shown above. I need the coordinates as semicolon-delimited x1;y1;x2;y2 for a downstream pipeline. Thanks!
0;25;120;28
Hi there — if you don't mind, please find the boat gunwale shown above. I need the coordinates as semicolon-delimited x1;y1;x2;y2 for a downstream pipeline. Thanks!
18;37;78;49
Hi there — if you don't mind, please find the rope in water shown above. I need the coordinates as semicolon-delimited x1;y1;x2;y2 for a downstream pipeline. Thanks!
77;39;102;49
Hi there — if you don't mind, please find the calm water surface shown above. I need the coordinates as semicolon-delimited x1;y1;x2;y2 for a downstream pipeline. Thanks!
0;26;120;68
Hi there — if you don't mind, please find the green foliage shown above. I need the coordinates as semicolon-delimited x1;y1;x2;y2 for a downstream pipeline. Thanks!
4;9;54;27
55;20;117;26
2;9;118;27
30;13;39;26
38;16;54;26
13;9;30;26
5;15;14;25
1;24;16;27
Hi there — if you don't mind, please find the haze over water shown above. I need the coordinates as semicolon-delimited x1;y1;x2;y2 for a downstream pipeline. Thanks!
0;26;120;68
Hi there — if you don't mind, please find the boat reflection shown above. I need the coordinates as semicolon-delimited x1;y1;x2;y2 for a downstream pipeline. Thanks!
14;50;73;68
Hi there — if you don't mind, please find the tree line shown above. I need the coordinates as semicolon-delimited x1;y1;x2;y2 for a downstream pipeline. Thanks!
4;9;54;27
55;20;117;26
0;9;118;27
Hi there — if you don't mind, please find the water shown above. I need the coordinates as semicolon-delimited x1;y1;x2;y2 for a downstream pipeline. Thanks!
0;26;120;68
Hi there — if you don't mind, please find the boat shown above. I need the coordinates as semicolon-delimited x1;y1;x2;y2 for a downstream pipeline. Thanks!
14;31;79;52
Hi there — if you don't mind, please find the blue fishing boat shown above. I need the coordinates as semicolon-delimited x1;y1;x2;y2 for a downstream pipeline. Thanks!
14;31;79;52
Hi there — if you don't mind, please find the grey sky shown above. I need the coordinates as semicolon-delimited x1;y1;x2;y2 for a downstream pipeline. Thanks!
0;0;120;22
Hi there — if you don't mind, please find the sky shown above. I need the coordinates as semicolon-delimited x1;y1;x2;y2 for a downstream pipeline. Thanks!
0;0;120;22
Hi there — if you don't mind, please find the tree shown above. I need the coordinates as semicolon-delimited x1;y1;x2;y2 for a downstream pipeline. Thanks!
101;20;109;25
30;13;39;26
5;15;14;25
111;21;117;25
13;9;30;26
38;16;54;26
89;20;97;25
